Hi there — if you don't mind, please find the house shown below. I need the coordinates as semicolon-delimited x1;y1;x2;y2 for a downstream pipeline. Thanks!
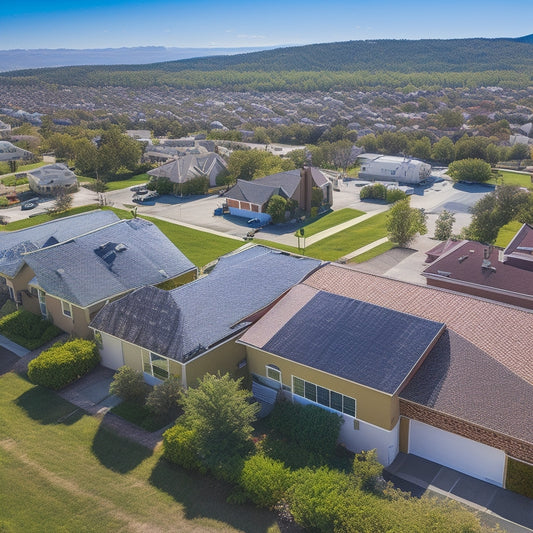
0;210;120;307
0;140;32;161
27;163;78;195
358;154;431;184
223;167;332;220
89;245;323;386
147;152;228;188
238;264;533;487
423;224;533;309
20;217;196;338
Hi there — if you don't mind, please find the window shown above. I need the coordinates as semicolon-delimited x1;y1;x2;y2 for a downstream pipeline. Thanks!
292;376;356;418
143;352;169;380
61;300;72;318
266;364;281;383
7;286;14;301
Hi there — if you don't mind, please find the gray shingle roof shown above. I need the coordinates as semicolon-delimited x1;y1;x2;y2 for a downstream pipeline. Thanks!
23;217;195;307
251;287;445;395
224;179;286;206
0;210;119;278
90;245;323;362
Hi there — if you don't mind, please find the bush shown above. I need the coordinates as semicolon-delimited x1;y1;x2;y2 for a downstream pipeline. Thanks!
448;158;492;183
109;366;149;404
266;194;287;223
145;376;182;421
352;450;384;492
162;422;206;473
240;454;292;508
386;188;407;203
0;197;9;207
27;339;99;390
0;310;61;350
267;402;343;457
359;183;387;201
147;176;173;195
178;176;209;196
506;457;533;499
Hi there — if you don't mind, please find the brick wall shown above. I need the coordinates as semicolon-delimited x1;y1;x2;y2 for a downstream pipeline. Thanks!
400;399;533;464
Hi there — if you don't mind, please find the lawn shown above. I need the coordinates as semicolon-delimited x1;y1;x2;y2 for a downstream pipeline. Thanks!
257;211;390;262
488;170;533;190
298;208;364;237
0;372;278;533
0;204;243;269
494;220;523;248
349;241;396;263
79;173;150;191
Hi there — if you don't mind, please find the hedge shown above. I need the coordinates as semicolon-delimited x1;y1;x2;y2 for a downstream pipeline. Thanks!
27;339;99;390
0;310;61;350
506;457;533;499
162;423;206;473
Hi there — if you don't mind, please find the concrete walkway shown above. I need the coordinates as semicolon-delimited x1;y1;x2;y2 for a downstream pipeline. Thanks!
387;453;533;533
339;237;389;261
0;334;30;357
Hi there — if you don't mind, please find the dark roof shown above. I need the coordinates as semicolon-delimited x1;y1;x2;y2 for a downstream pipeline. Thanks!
23;218;195;307
224;179;286;206
424;239;466;262
0;210;119;278
303;264;533;385
90;245;323;362
401;329;533;446
243;285;445;395
253;170;302;197
503;223;533;271
422;240;533;299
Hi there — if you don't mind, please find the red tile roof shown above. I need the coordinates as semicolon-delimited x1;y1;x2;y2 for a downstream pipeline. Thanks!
303;264;533;385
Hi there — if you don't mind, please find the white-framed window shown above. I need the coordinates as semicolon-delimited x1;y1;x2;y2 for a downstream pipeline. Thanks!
266;364;281;383
292;376;356;418
61;300;72;318
143;351;170;380
38;290;47;318
7;286;14;301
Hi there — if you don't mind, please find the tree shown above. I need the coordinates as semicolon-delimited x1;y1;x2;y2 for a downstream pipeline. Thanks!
146;376;182;421
431;136;455;164
226;150;295;182
51;189;73;213
434;210;456;241
180;373;259;468
447;158;492;183
386;198;427;247
410;136;431;161
329;140;357;171
266;194;288;223
98;125;142;178
436;109;464;128
109;366;148;404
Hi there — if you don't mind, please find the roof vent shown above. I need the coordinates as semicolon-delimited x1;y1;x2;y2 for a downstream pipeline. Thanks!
115;243;127;252
437;270;451;277
458;255;468;263
481;259;492;269
55;268;65;276
469;249;475;253
159;269;168;278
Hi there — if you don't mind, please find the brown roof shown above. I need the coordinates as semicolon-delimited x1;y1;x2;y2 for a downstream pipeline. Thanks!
303;264;533;385
424;239;465;262
422;240;533;301
401;329;533;445
503;223;533;271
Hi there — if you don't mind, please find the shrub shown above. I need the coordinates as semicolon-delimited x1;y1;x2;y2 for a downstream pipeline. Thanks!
0;197;9;207
240;454;292;508
448;158;492;183
147;176;173;195
162;422;206;473
506;457;533;499
178;176;209;196
0;310;61;350
109;365;148;404
360;183;387;201
145;376;182;421
352;449;384;492
267;402;343;457
27;339;99;390
385;188;407;203
266;194;287;223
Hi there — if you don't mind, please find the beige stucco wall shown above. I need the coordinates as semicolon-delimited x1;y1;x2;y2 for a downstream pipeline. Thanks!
45;295;93;338
245;346;399;431
122;342;143;372
185;339;247;388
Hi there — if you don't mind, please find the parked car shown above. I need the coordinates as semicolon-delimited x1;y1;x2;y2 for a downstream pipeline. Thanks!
130;184;148;192
132;191;159;203
21;201;37;210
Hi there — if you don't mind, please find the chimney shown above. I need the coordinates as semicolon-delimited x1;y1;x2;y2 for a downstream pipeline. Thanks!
300;166;313;215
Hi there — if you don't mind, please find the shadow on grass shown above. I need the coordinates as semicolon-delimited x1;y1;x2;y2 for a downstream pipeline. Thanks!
149;458;276;533
15;381;85;426
91;424;153;474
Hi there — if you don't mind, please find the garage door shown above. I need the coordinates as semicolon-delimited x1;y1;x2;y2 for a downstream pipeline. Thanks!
99;334;124;370
409;420;505;486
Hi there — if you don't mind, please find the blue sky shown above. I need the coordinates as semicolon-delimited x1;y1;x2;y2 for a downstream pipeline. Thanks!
2;0;532;49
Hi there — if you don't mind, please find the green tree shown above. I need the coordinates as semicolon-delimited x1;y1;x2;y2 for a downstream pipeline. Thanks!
180;373;259;469
98;125;142;178
386;198;427;247
485;143;501;165
410;136;432;160
454;134;488;161
266;194;288;223
356;134;378;153
447;158;492;183
146;376;182;421
227;149;295;182
431;136;455;163
74;138;99;176
434;209;456;240
436;109;464;128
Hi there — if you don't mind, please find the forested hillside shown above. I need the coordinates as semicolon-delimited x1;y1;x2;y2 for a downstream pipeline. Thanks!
1;37;532;92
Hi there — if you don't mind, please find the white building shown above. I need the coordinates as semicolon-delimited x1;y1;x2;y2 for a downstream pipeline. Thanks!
358;154;431;184
27;163;78;195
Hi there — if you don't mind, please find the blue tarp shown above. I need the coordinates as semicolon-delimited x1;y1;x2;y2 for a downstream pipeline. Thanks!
228;207;271;226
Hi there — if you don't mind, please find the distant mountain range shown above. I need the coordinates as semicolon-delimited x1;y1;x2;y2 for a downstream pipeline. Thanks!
0;46;278;72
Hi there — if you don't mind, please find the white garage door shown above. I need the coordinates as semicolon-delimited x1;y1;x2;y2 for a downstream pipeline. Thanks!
409;420;505;486
99;334;124;370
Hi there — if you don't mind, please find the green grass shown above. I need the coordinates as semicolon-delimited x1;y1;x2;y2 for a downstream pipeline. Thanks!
349;241;396;263
16;162;48;172
488;170;533;190
494;220;522;248
79;173;150;191
111;401;171;432
257;211;390;262
298;208;364;237
0;372;278;533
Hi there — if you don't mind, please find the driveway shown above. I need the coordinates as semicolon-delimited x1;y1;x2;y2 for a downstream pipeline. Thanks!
0;345;19;375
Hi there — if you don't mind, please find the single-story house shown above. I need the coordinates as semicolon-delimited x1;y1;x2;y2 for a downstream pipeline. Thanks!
148;152;228;188
0;210;120;306
0;140;32;161
423;224;533;309
223;166;332;218
238;264;533;488
27;163;78;195
89;245;323;386
358;154;431;184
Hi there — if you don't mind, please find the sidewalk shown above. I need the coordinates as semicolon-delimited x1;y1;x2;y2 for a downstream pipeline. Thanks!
387;453;533;533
